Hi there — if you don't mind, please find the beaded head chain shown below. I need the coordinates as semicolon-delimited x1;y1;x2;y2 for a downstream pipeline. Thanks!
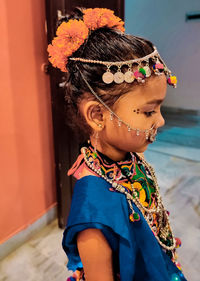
47;7;177;88
70;47;177;87
47;8;177;141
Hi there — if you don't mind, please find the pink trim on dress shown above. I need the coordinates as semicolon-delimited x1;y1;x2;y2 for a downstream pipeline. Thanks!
68;153;98;179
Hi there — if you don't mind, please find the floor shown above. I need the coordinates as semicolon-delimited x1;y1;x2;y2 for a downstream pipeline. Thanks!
0;112;200;281
0;220;70;281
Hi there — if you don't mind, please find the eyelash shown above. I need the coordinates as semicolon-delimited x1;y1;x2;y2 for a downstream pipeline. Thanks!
144;111;156;117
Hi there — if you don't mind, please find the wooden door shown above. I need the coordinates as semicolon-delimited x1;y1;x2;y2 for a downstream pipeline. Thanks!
45;0;124;228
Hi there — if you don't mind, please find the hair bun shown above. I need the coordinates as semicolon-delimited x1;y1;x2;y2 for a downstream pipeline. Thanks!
48;7;125;72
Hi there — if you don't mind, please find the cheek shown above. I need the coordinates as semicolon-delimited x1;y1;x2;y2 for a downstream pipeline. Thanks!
102;119;148;152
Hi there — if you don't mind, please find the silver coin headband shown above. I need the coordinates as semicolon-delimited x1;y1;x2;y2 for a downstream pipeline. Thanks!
70;46;177;88
77;68;158;142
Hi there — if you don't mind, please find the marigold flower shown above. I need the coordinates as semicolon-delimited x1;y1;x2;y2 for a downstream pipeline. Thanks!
83;8;125;32
47;8;125;72
47;19;89;72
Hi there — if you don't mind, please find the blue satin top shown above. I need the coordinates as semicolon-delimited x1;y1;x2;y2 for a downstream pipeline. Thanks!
62;175;187;281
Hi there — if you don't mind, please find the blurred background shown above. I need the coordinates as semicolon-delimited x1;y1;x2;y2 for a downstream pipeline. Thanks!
0;0;199;280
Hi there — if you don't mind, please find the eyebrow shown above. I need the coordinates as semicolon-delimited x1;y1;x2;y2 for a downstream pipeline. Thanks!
146;99;164;105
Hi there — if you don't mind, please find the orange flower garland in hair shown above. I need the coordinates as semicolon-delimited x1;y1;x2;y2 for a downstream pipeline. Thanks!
83;8;125;32
47;8;125;72
48;19;89;72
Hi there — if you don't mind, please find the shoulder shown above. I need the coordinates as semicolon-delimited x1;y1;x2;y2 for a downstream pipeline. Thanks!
71;176;121;215
66;175;131;239
73;175;110;194
72;175;124;211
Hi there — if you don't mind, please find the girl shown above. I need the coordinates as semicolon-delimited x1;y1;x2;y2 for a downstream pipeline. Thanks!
48;7;187;281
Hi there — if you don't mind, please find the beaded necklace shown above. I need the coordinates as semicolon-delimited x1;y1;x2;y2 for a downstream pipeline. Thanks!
81;146;180;257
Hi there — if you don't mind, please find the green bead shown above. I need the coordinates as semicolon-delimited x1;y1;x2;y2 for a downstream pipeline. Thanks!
93;152;97;158
139;67;146;75
133;213;140;220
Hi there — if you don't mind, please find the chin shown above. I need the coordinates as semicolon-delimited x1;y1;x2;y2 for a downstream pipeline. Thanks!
134;144;149;153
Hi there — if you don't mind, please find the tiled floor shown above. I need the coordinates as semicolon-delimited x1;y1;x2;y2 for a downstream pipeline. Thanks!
1;112;200;281
0;220;70;281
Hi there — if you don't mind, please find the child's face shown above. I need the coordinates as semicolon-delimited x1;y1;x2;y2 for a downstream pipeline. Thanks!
96;74;167;159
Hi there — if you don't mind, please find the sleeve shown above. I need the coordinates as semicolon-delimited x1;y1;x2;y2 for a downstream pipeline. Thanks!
62;175;134;271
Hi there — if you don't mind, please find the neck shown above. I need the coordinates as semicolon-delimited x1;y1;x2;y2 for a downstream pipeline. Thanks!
90;136;127;162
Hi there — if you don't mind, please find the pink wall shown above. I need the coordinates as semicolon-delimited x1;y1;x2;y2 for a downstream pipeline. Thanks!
0;0;57;243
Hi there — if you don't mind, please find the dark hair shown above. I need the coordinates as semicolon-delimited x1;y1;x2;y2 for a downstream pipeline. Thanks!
62;7;155;140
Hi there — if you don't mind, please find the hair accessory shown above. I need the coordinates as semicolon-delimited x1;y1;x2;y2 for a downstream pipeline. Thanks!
48;8;177;88
70;47;177;87
167;76;177;88
93;131;99;157
47;8;124;72
47;19;89;72
83;8;125;32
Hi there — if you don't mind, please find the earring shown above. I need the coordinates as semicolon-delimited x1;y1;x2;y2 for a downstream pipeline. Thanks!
93;131;99;157
97;123;102;128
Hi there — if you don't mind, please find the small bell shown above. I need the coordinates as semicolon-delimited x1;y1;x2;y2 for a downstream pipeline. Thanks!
118;120;122;127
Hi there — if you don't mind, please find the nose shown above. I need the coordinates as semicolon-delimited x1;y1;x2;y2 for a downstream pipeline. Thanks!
157;113;165;128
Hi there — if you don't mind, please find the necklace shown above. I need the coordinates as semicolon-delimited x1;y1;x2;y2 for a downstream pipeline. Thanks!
81;146;177;252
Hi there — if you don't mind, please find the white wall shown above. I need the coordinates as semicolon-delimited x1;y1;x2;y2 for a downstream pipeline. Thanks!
125;0;200;110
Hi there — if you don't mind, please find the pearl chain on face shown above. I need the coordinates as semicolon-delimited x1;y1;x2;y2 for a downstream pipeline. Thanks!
81;146;177;251
79;69;158;143
110;112;158;142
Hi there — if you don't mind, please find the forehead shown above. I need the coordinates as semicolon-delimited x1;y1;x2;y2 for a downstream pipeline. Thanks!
114;74;167;108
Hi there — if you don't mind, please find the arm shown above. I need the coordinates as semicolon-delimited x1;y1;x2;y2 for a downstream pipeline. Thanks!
77;228;114;281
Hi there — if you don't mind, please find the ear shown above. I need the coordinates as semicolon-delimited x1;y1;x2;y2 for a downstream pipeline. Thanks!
81;100;105;132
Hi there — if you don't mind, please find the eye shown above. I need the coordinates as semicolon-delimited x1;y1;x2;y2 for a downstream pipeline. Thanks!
144;111;156;117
